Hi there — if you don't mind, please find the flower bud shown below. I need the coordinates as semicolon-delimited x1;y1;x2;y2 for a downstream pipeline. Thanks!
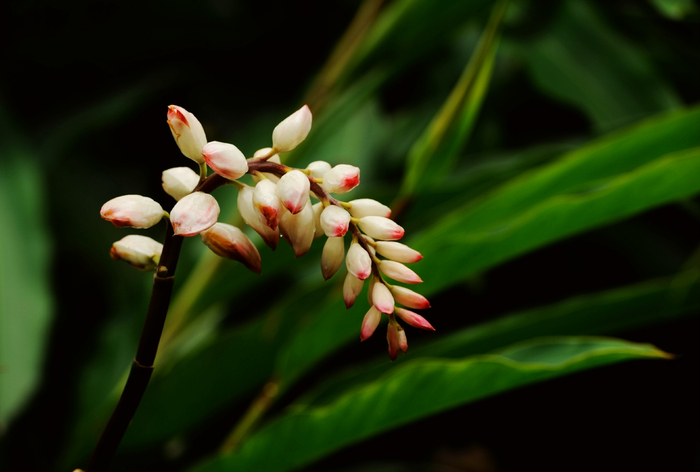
360;306;382;342
253;179;281;229
320;205;351;237
306;160;331;179
100;195;164;229
375;241;422;263
110;235;163;271
343;272;364;308
279;199;315;257
202;141;248;180
252;150;281;183
162;167;200;201
167;105;207;164
394;307;434;331
312;202;325;239
358;216;404;241
322;164;360;194
277;170;310;214
390;285;430;309
378;260;422;284
397;326;408;354
321;236;345;280
272;105;312;153
170;192;219;236
348;199;391;219
201;223;261;274
346;241;372;280
237;185;279;249
372;282;395;314
387;322;400;361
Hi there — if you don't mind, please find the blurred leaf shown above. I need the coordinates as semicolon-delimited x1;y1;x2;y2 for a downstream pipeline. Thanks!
414;109;700;295
523;0;680;132
400;0;506;197
647;0;697;20
191;337;670;472
296;269;700;408
0;101;54;431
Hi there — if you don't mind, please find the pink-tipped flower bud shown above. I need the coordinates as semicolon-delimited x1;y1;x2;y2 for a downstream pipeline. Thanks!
279;199;315;257
390;285;430;309
348;199;391;219
162;167;200;201
343;272;364;308
272;105;312;153
372;282;395;314
320;205;351;237
312;202;325;239
375;241;422;263
378;260;423;284
202;141;248;180
252;151;281;183
361;306;382;342
110;235;163;271
170;192;219;236
100;195;164;229
167;105;207;164
358;216;404;241
395;307;434;331
398;326;408;354
387;322;401;361
346;241;372;280
201;223;261;274
306;160;332;179
321;236;345;280
277;170;310;214
237;185;279;249
253;179;281;229
322;164;360;194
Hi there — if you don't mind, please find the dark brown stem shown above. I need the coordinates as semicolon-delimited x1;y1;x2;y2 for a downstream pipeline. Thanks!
85;172;227;472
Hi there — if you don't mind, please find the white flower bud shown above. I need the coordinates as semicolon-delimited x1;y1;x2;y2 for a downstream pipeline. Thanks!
394;307;434;331
253;179;281;229
170;192;219;237
306;160;331;179
110;235;163;271
277;170;310;214
343;272;364;309
378;260;422;284
201;223;261;274
346;241;371;280
372;282;395;314
252;150;281;183
348;198;391;219
202;141;248;180
358;216;404;240
167;105;207;164
320;205;351;237
237;185;279;250
312;202;325;239
321;236;345;280
374;241;422;263
321;164;360;194
272;105;312;153
360;306;382;342
100;195;164;229
162;167;200;201
390;285;430;309
279;199;315;257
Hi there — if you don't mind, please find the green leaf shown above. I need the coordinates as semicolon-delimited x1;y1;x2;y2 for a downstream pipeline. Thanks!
523;0;680;132
191;337;670;472
400;0;506;197
0;102;54;431
647;0;697;20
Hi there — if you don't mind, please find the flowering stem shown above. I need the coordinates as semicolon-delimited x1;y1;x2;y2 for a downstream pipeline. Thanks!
86;173;227;472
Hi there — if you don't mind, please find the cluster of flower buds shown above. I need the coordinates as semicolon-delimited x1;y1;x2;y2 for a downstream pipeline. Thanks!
100;104;432;359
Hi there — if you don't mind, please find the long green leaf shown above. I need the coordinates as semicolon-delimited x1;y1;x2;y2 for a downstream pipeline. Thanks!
0;101;54;432
191;337;670;472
